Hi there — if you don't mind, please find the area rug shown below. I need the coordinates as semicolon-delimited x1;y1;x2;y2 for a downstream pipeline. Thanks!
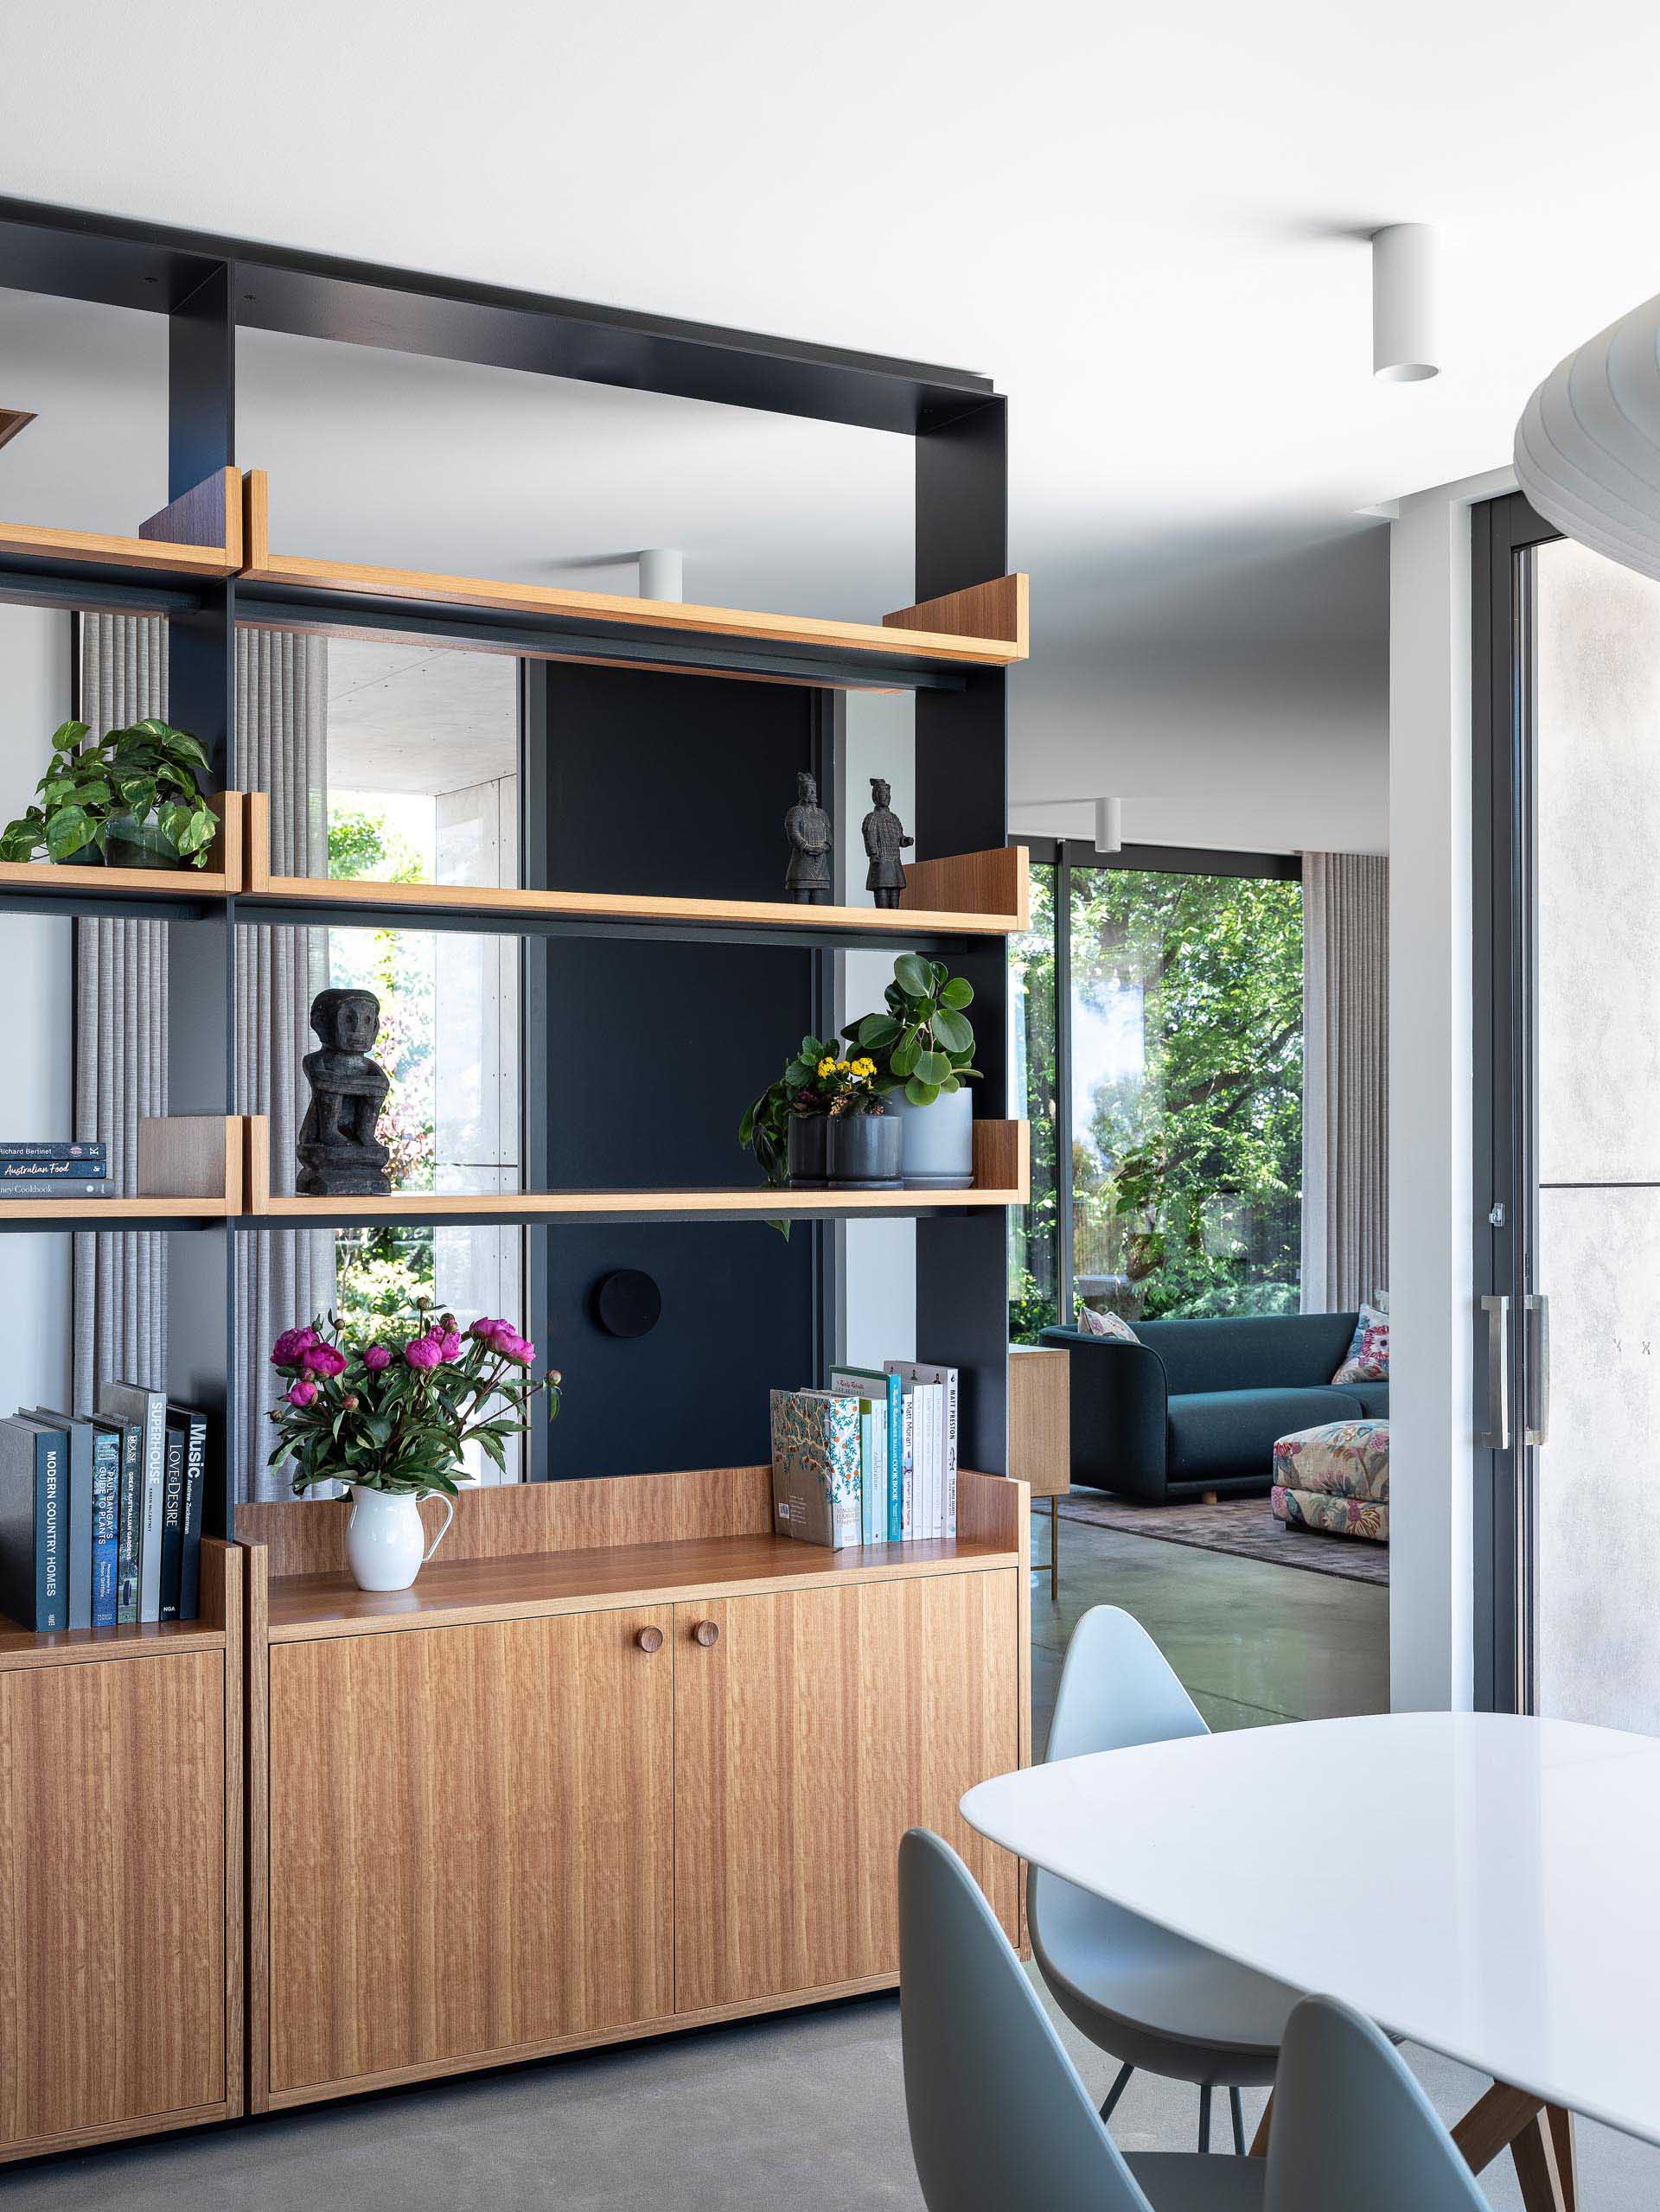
1058;1488;1389;1588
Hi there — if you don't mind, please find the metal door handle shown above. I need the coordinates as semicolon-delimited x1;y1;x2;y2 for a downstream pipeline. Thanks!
1524;1293;1550;1446
1479;1293;1510;1450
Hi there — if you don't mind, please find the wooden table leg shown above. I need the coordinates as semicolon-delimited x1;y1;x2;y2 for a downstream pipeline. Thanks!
1450;2081;1576;2212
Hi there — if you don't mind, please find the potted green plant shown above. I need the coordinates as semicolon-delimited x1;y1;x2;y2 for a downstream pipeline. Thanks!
267;1309;559;1590
740;1033;837;1188
0;717;219;870
841;953;980;1188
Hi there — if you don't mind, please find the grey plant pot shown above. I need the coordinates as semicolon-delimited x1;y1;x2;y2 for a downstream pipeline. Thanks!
827;1112;903;1189
786;1113;829;1187
892;1085;975;1189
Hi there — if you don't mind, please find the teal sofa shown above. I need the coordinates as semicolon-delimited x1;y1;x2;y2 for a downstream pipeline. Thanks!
1037;1311;1388;1503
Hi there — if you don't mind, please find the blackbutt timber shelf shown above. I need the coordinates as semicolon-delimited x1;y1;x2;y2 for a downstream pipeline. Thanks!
0;467;243;587
239;470;1028;686
0;790;244;902
0;1114;244;1225
240;1114;1029;1223
236;793;1030;938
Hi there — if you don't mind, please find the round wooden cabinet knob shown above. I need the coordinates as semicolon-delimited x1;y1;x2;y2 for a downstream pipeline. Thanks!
635;1625;664;1654
692;1619;720;1648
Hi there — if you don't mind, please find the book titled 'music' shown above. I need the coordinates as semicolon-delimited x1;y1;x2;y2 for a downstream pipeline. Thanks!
0;1386;206;1629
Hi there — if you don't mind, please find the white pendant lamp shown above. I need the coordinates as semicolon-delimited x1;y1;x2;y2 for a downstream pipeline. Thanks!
1514;291;1660;583
1094;798;1123;855
637;547;683;602
1371;224;1440;383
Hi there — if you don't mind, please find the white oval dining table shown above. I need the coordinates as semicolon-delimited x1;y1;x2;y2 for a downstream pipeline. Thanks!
961;1709;1660;2210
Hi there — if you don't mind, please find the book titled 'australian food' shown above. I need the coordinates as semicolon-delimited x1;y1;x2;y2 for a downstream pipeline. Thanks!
0;1140;110;1199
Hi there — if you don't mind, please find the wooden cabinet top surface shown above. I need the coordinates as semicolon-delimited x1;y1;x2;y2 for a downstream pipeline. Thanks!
265;1531;1018;1643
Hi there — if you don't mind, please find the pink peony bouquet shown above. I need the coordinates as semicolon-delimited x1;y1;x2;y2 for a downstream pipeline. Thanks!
267;1309;560;1498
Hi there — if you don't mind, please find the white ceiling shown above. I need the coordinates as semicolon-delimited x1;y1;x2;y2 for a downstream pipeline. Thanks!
5;2;1660;851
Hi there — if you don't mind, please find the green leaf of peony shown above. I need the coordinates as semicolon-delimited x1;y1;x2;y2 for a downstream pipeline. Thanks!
930;1007;973;1053
940;976;974;1010
916;1049;952;1085
904;1075;941;1106
893;952;931;999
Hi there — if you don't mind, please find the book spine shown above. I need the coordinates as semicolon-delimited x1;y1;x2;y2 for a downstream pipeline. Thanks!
942;1369;959;1537
858;1405;877;1546
178;1414;207;1621
115;1425;141;1625
0;1143;107;1162
90;1428;119;1628
887;1372;903;1541
138;1403;165;1624
900;1392;915;1539
65;1425;93;1632
36;1432;64;1632
159;1428;186;1622
0;1178;111;1197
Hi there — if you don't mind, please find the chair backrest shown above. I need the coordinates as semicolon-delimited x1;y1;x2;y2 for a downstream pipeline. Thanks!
899;1829;1154;2212
1266;1997;1491;2212
1044;1604;1208;1763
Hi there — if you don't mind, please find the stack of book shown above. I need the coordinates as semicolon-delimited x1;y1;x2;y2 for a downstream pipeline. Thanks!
0;1140;110;1200
0;1386;207;1630
769;1360;958;1551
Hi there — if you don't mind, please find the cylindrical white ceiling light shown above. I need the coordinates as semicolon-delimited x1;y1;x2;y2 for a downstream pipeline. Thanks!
1094;798;1123;855
1514;291;1660;583
638;548;683;602
1371;224;1440;384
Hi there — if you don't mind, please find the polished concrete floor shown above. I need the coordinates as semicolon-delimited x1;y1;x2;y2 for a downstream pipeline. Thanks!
1031;1507;1391;1745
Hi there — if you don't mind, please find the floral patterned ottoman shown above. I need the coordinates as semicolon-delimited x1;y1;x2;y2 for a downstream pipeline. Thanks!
1271;1419;1389;1544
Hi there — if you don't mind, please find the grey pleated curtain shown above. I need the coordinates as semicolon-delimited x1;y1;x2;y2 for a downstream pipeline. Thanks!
73;614;170;1407
234;628;335;1501
1300;851;1389;1313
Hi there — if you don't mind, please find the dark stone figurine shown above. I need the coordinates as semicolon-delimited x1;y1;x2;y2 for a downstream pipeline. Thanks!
862;777;913;907
296;987;393;1197
783;770;833;903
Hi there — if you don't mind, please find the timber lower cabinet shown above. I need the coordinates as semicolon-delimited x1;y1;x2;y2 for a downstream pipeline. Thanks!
239;1468;1028;2109
0;1542;244;2164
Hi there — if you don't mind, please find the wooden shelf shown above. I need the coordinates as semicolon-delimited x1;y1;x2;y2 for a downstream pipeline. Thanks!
238;793;1030;937
0;1615;228;1672
264;1530;1017;1642
0;467;243;581
0;1114;244;1223
240;470;1028;680
243;1114;1029;1221
0;789;244;902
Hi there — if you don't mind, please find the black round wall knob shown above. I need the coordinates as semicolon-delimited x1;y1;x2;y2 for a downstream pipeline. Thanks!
593;1269;663;1339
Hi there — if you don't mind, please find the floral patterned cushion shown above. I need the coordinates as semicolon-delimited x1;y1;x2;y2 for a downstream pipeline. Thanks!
1272;1418;1390;1503
1273;1483;1389;1543
1332;1302;1389;1384
1077;1304;1139;1343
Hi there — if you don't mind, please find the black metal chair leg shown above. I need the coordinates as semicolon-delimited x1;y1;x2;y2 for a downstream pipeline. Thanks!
1198;2083;1212;2151
1100;2061;1133;2124
1229;2086;1246;2155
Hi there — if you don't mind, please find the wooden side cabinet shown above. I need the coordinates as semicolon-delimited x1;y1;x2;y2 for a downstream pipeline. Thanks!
239;1469;1026;2110
0;1540;244;2164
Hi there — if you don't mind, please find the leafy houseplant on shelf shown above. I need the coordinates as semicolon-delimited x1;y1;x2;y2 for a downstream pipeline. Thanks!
738;1036;900;1195
267;1310;560;1591
0;717;220;869
842;953;980;1189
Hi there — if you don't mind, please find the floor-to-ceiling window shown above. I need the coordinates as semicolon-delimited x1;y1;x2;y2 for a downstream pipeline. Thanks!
1011;842;1303;1339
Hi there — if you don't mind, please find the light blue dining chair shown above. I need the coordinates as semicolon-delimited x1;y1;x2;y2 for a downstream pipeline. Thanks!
898;1827;1491;2212
1028;1604;1303;2153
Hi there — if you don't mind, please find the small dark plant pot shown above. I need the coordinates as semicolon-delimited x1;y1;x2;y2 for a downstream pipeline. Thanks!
827;1111;903;1189
102;814;182;871
786;1113;830;1187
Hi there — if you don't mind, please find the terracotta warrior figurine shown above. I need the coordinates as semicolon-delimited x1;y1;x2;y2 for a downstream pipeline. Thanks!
784;769;833;903
861;777;913;908
296;987;393;1197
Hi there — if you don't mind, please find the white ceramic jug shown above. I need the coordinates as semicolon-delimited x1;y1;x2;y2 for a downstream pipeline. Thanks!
346;1485;455;1591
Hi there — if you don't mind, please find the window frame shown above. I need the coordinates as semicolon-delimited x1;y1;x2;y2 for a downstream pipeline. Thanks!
1011;834;1301;1330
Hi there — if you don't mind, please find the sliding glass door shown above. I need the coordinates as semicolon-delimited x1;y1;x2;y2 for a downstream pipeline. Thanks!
1475;496;1660;1726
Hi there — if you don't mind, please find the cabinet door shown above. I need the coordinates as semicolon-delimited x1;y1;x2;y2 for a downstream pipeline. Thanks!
0;1651;227;2149
268;1607;673;2094
673;1571;1019;2012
